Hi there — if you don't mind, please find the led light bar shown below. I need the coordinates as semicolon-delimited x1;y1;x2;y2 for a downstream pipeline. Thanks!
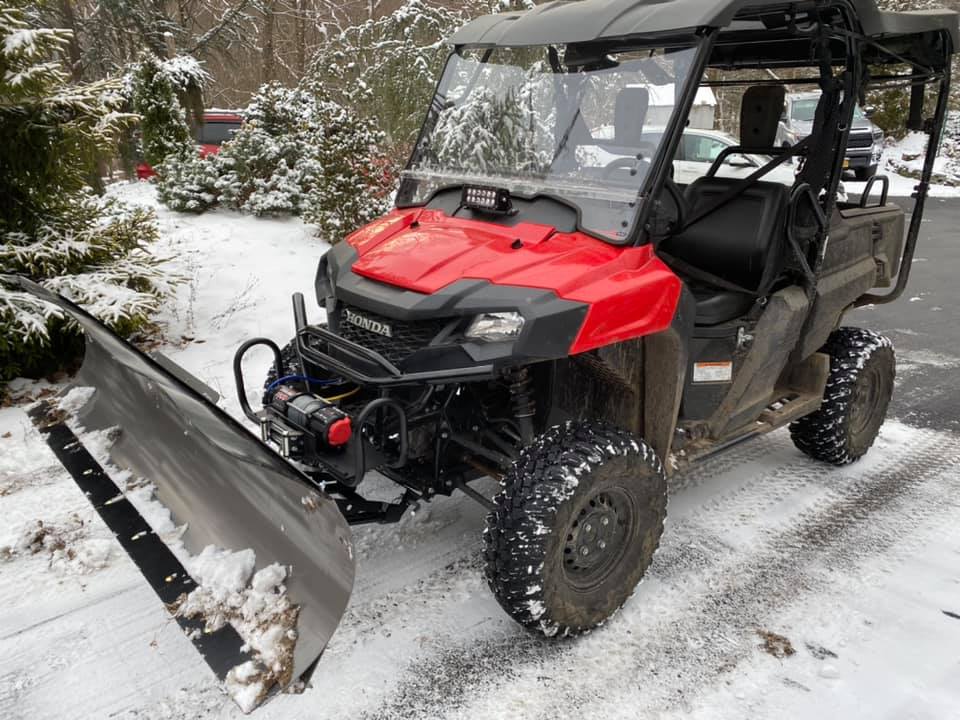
462;184;514;215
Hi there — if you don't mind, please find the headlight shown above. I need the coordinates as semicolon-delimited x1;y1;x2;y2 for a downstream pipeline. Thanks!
464;312;525;342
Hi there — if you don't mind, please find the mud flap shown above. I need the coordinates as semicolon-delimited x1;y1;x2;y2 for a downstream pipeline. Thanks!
7;276;354;703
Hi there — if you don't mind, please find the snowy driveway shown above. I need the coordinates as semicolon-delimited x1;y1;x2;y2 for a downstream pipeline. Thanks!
1;188;959;719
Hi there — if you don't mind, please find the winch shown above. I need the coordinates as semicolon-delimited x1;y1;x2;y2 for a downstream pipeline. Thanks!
262;385;353;459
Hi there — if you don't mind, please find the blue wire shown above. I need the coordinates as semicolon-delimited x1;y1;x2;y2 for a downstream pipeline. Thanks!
266;375;340;394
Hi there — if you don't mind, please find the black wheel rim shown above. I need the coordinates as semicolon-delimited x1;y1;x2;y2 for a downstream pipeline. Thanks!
849;364;884;437
561;487;635;590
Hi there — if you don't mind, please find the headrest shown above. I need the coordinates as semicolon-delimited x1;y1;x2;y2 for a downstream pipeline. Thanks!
614;86;650;147
740;85;786;147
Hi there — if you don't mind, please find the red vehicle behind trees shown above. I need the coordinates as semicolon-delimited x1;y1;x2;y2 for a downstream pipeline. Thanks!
135;111;242;179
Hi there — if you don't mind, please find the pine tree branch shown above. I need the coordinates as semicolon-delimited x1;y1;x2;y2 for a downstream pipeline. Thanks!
189;0;255;55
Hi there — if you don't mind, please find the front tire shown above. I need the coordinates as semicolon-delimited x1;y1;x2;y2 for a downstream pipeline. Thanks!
263;338;303;396
855;164;878;181
484;421;667;637
261;329;334;403
790;327;895;465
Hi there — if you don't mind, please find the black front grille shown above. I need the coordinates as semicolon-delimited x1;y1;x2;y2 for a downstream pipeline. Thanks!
335;305;450;367
847;133;874;149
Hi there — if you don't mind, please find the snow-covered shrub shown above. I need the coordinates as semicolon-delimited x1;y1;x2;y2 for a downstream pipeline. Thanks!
0;5;133;234
426;81;552;177
154;82;391;236
301;93;393;240
155;151;221;212
0;5;171;383
1;191;169;380
131;52;193;166
213;84;320;215
157;54;210;126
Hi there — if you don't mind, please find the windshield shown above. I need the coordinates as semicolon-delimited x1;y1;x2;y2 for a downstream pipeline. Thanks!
790;98;818;122
791;96;866;123
197;121;240;145
397;44;701;242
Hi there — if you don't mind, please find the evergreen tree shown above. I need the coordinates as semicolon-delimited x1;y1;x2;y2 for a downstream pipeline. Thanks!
153;80;391;239
427;83;550;177
0;1;170;383
131;52;193;167
309;0;467;150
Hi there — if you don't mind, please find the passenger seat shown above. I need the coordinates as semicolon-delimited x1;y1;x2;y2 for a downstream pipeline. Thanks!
661;86;790;325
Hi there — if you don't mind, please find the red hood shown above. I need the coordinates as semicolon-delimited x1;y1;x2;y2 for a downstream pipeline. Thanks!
345;209;682;353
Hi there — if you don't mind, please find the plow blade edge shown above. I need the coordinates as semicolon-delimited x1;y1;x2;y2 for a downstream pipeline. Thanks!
9;276;355;699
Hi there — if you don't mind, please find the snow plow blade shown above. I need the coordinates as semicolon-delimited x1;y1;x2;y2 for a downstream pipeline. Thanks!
7;276;354;705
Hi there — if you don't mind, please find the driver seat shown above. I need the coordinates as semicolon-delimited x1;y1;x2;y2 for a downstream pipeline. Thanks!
661;85;790;325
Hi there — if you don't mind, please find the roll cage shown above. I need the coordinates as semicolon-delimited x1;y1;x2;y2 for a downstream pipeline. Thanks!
419;0;954;304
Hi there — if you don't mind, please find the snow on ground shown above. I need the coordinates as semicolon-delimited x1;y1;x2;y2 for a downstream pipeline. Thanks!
104;181;331;420
844;132;960;199
2;182;960;719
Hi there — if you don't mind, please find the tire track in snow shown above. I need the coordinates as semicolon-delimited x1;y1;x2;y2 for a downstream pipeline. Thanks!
321;433;824;676
358;425;960;719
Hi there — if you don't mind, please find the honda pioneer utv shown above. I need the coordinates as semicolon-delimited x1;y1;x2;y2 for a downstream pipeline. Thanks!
9;0;957;708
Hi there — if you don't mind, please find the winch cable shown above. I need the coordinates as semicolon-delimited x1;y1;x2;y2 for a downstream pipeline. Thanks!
266;374;340;394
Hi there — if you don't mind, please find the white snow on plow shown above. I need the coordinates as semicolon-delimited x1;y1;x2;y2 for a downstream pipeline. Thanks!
40;387;303;712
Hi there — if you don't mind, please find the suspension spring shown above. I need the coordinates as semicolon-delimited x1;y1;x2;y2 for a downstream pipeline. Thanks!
507;367;536;445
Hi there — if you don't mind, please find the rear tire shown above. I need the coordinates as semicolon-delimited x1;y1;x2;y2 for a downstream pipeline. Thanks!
484;421;666;637
790;327;895;465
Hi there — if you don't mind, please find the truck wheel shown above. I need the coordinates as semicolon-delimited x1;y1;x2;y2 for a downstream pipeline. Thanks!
855;165;878;181
789;327;895;465
484;421;667;637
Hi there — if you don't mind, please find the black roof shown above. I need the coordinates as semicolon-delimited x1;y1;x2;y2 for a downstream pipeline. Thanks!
449;0;959;49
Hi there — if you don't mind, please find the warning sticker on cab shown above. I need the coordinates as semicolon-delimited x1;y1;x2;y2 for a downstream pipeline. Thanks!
693;361;733;383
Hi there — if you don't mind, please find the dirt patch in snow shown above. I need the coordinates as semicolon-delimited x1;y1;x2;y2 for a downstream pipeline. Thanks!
757;629;796;659
804;642;838;660
0;514;112;573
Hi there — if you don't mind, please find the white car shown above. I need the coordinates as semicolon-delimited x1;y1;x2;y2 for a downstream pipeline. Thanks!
586;126;799;186
667;127;800;186
583;126;845;200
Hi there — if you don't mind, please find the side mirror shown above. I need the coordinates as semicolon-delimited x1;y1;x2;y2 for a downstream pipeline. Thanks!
863;105;876;117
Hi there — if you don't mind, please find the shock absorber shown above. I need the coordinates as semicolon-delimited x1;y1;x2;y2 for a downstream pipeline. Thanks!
507;367;536;445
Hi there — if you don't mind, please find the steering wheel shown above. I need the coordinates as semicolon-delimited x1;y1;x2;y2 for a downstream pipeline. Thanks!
602;157;687;233
660;176;687;232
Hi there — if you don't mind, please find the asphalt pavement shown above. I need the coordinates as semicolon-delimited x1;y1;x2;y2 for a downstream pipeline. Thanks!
850;196;960;433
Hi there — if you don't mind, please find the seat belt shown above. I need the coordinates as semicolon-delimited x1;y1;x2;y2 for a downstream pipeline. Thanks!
677;136;812;233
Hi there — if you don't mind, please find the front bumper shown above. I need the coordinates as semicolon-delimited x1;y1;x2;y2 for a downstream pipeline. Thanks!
298;322;496;387
844;152;879;169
